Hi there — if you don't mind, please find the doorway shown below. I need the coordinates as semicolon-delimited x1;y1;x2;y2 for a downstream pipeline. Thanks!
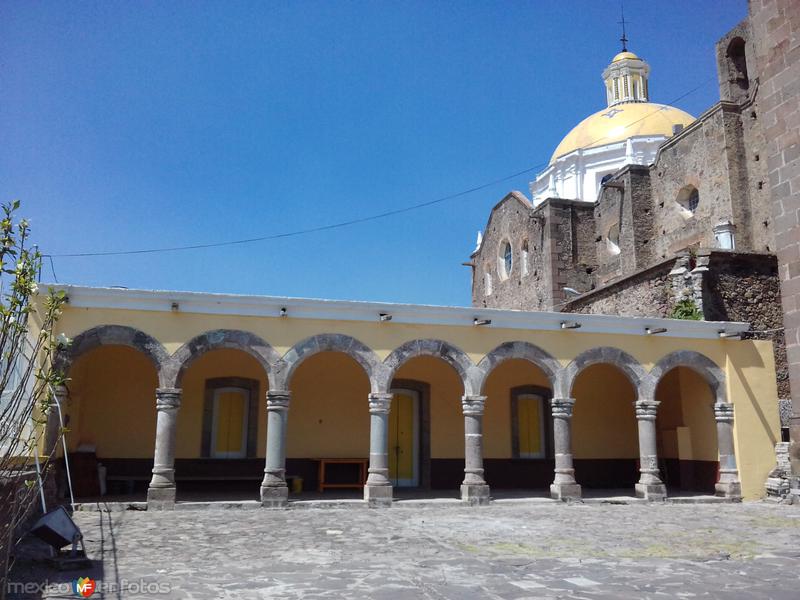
389;388;420;487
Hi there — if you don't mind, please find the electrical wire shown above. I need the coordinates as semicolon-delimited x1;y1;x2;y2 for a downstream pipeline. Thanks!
42;77;714;261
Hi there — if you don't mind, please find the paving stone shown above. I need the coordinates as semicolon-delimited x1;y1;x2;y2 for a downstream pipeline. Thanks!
7;502;800;598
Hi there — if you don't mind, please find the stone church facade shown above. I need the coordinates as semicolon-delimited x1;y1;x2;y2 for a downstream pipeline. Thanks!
469;6;796;481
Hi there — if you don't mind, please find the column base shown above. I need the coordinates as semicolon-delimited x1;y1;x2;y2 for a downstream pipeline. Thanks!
461;484;490;506
147;486;176;510
635;482;667;501
260;485;289;508
550;482;581;501
715;481;742;500
364;484;393;507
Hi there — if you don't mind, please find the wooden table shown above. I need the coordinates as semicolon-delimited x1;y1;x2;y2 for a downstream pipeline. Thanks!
317;458;368;492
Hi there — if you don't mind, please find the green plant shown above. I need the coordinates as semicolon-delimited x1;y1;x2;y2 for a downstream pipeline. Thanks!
0;200;67;592
670;298;702;321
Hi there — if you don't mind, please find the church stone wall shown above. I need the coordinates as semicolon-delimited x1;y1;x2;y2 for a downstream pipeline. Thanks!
648;104;742;260
471;193;550;311
472;196;595;311
747;0;800;468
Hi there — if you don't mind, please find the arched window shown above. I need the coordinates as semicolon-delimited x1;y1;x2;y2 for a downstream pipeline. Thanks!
607;223;621;255
521;240;529;277
727;37;749;91
498;240;512;280
484;270;493;295
677;185;700;216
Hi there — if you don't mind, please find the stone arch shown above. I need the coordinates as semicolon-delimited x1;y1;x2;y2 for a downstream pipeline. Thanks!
165;329;282;389
643;350;726;405
476;341;560;394
556;346;647;399
380;339;478;395
56;325;170;387
281;333;384;393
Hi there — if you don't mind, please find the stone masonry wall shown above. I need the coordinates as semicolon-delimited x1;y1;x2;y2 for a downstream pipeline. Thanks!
472;194;595;311
649;104;743;260
472;192;550;311
561;258;673;318
703;251;790;422
748;0;800;475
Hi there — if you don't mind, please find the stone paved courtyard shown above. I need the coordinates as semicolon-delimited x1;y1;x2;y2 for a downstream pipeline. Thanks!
10;501;800;599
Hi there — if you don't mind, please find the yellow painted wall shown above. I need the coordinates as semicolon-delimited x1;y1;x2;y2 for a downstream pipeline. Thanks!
177;348;268;458
67;346;158;458
286;351;370;458
482;359;550;459
47;303;782;499
573;364;639;459
393;356;463;458
655;367;718;461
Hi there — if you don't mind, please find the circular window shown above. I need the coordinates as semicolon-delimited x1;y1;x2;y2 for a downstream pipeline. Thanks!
677;185;700;216
499;241;513;279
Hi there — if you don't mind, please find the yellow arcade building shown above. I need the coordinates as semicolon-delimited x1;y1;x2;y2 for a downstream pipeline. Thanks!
38;284;781;509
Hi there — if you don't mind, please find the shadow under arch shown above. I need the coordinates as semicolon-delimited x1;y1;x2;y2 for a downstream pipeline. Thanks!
380;338;478;395
281;333;383;393
165;329;281;389
475;341;560;395
57;324;170;386
556;346;647;399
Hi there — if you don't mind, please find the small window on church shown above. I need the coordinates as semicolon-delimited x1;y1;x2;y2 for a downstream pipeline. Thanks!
727;37;749;91
677;185;700;216
623;75;629;97
613;77;619;100
521;240;529;277
484;272;493;295
498;240;512;280
607;223;621;256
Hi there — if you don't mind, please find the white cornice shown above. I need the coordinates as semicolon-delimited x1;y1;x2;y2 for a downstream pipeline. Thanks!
43;284;751;340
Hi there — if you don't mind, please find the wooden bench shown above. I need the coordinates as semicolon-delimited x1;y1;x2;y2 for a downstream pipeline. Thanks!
317;458;368;492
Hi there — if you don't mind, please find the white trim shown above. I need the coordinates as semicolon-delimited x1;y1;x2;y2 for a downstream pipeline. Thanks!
210;387;249;459
45;284;750;340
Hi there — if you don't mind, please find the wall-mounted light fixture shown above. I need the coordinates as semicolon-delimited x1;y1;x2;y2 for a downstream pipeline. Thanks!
379;313;392;322
279;307;287;317
560;321;581;329
645;327;667;335
473;318;492;327
719;330;742;339
170;302;179;312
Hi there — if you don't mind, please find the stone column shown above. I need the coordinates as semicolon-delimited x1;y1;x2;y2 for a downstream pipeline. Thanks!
550;397;582;500
44;385;68;458
714;402;742;499
634;399;667;500
364;392;393;507
147;388;182;510
260;390;291;508
461;395;490;505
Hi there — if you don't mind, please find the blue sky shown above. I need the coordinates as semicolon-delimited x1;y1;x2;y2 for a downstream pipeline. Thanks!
1;0;746;306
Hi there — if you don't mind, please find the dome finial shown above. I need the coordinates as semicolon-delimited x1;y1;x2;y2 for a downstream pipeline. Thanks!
618;2;629;52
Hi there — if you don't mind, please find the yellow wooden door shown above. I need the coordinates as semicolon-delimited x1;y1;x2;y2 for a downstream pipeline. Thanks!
213;388;247;457
389;390;417;486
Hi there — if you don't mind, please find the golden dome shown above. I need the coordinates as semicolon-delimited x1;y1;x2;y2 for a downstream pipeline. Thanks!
612;51;640;62
549;102;695;164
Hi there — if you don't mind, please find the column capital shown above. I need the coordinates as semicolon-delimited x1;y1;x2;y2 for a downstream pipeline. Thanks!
550;397;575;418
155;388;182;410
635;399;660;420
368;392;393;414
267;390;291;411
714;402;735;422
461;395;487;416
